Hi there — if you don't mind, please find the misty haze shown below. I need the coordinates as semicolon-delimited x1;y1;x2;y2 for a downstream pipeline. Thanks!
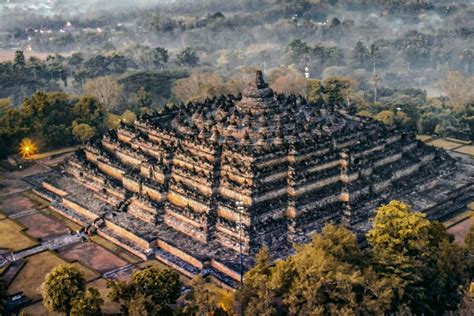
0;1;473;315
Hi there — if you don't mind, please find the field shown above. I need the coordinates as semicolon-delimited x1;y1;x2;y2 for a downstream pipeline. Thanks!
416;134;436;142
0;218;39;252
453;145;474;157
59;241;128;274
16;212;70;240
90;235;142;264
447;215;474;243
7;250;99;301
0;192;37;216
426;138;464;150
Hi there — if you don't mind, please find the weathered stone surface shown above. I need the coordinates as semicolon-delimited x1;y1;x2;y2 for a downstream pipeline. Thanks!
42;70;473;283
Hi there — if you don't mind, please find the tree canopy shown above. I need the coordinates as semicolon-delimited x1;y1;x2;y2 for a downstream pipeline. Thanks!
41;264;86;315
108;266;182;315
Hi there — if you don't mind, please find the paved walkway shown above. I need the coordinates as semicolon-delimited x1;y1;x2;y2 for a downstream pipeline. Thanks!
1;233;84;266
103;263;134;279
9;208;38;219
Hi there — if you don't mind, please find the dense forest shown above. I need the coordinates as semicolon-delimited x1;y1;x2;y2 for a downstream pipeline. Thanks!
0;0;473;157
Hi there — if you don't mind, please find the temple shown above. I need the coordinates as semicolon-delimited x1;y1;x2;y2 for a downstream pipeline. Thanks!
37;70;473;285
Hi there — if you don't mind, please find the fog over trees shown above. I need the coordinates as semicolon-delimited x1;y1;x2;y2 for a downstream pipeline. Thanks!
0;0;473;157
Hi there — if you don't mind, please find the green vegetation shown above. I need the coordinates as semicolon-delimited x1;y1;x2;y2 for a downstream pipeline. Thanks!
0;219;39;252
0;92;105;158
108;266;182;315
236;200;472;315
41;264;103;316
70;288;103;316
41;264;86;315
0;0;473;145
2;201;471;315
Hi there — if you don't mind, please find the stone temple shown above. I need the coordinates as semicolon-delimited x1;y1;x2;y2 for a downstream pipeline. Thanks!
37;70;473;285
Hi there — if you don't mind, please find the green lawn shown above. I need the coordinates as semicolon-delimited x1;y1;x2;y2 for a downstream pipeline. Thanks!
0;218;39;252
8;250;100;301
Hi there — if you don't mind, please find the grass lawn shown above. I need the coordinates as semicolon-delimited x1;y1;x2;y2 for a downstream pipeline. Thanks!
427;138;464;150
90;235;142;264
0;218;39;252
22;190;50;209
87;278;121;315
70;261;101;282
443;210;473;228
20;301;61;316
416;134;436;142
7;251;66;301
444;137;471;145
41;207;83;232
453;145;474;157
26;146;80;161
7;250;100;302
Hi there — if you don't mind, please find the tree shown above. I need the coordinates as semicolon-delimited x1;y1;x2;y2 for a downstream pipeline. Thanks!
237;246;277;316
0;97;12;117
72;122;96;142
14;50;25;67
108;267;181;315
70;288;103;316
268;67;307;96
41;264;86;315
83;76;123;112
132;87;153;113
465;223;474;280
184;275;231;315
352;41;370;69
438;71;474;112
367;200;469;314
73;97;105;128
321;77;355;106
460;48;473;74
172;71;226;103
176;47;199;67
271;224;393;315
284;39;309;65
374;110;395;126
153;47;169;69
128;293;157;315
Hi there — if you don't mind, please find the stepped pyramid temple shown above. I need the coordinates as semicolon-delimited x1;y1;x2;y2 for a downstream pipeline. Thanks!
38;70;473;284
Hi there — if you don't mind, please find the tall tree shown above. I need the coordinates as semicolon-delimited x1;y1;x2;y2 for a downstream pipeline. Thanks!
176;47;199;67
465;223;474;280
70;288;103;316
108;267;181;315
271;224;393;315
367;200;469;314
184;275;231;315
460;48;473;74
83;76;123;112
238;246;278;316
72;122;96;142
153;47;169;69
14;50;25;67
41;264;86;316
352;41;370;69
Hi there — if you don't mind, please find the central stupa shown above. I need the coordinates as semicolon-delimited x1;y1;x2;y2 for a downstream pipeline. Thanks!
37;70;470;284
